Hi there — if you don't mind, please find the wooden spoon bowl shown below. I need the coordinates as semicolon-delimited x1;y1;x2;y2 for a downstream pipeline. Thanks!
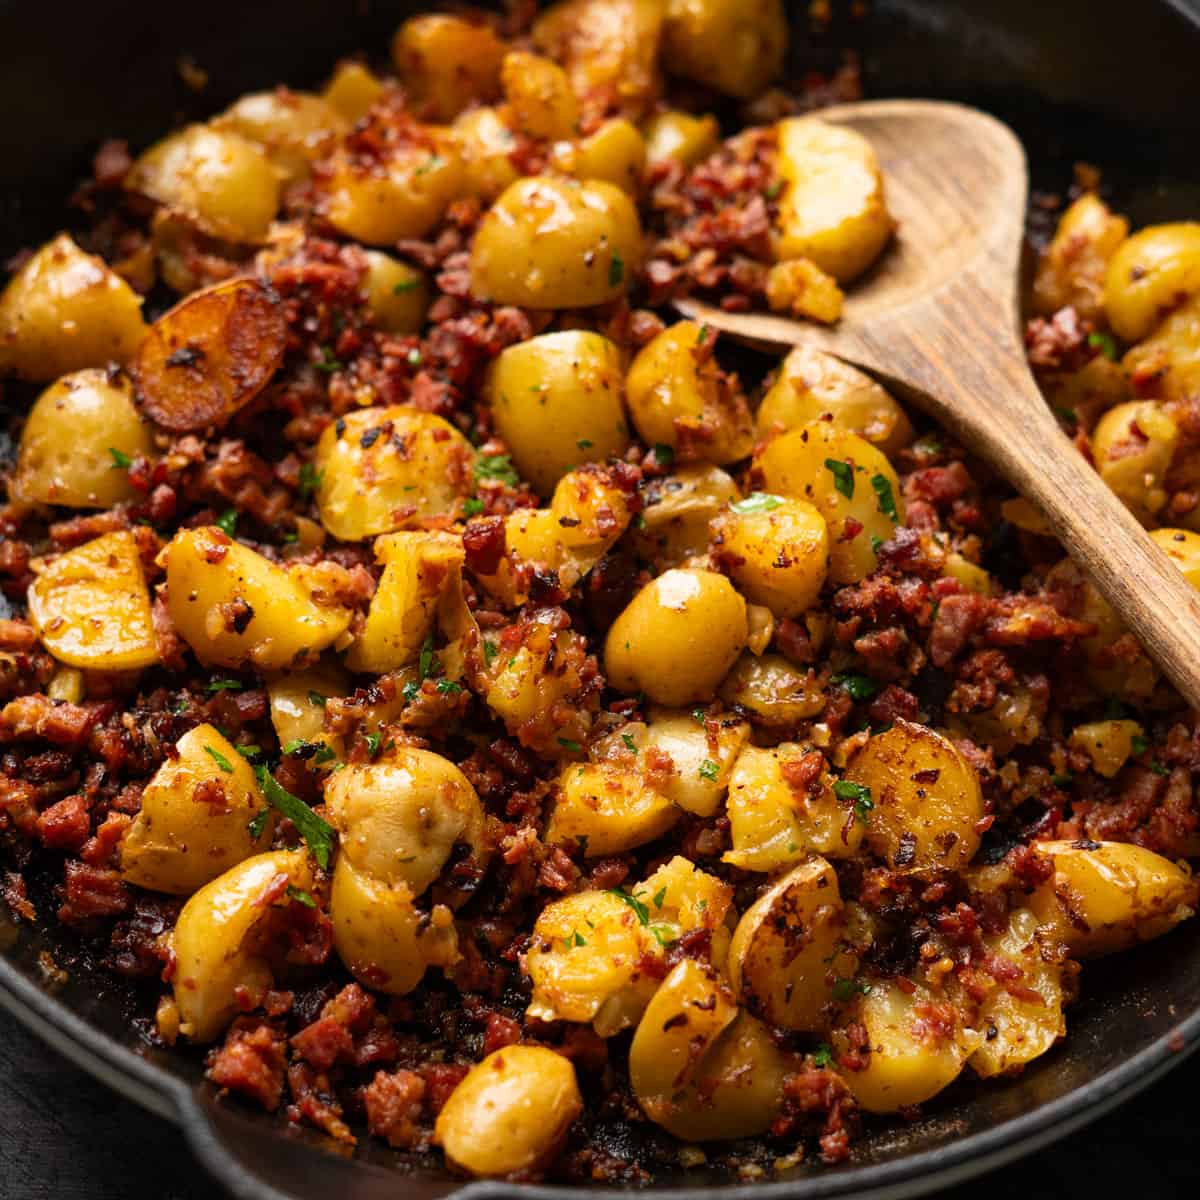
679;99;1200;710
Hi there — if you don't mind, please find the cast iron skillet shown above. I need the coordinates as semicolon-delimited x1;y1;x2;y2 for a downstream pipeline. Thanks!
2;2;1200;1197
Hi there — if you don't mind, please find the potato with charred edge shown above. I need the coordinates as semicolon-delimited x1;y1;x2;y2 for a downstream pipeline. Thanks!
756;345;913;456
625;321;754;464
125;125;281;244
629;959;789;1140
314;406;475;540
13;370;155;508
0;235;146;382
663;0;788;99
605;568;747;706
484;331;630;496
728;857;859;1032
718;652;825;729
724;742;863;870
134;277;286;432
1029;840;1198;958
391;14;507;122
120;724;272;895
835;980;980;1113
755;421;904;584
435;1047;582;1178
347;532;464;674
470;177;642;308
774;118;895;282
633;465;739;568
171;850;316;1042
843;719;985;871
29;531;159;671
163;527;354;670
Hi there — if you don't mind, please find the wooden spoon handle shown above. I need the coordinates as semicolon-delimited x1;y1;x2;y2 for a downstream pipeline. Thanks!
935;370;1200;711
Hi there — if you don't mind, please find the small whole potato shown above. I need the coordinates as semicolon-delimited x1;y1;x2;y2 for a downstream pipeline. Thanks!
642;110;719;169
163;527;354;670
322;132;467;246
454;106;522;201
28;530;159;671
120;724;272;895
172;850;315;1041
12;369;155;508
754;420;904;584
435;1046;582;1178
728;857;859;1031
756;344;913;456
214;89;347;183
469;176;642;308
551;118;647;194
711;493;829;618
843;719;985;871
484;330;629;495
663;0;789;99
625;321;755;464
502;51;579;141
125;124;281;243
1103;221;1200;342
545;761;680;855
532;0;665;122
774;118;895;282
1150;527;1200;590
0;235;146;382
1090;400;1178;522
314;406;475;540
391;14;507;121
324;745;487;897
360;251;429;335
322;60;384;123
604;568;747;706
1121;292;1200;414
1029;839;1198;958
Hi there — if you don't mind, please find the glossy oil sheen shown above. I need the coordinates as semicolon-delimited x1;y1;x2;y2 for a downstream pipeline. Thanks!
1;1;1200;1198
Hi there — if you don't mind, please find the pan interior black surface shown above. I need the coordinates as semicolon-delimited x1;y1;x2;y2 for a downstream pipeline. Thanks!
1;2;1200;1198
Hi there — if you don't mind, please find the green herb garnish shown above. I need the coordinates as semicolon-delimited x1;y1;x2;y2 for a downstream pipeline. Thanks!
831;672;878;702
286;884;317;908
825;458;854;498
108;447;132;469
871;473;898;521
215;508;238;537
698;759;720;782
474;453;520;487
731;492;785;515
204;745;234;773
254;766;336;870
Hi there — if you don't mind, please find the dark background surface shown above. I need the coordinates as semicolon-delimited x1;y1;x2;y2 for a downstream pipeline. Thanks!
0;1014;1191;1200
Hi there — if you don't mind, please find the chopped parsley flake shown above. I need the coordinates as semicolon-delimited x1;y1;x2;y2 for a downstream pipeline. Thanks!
402;680;421;704
108;447;132;469
558;737;582;753
298;463;323;499
653;443;675;466
648;925;677;948
313;348;343;374
652;886;668;909
435;678;463;696
392;278;421;294
215;508;238;536
1151;760;1171;777
418;634;436;680
483;640;499;667
203;745;234;773
206;678;243;693
576;438;594;450
731;492;785;515
832;977;870;1002
1131;734;1149;757
365;731;382;757
609;250;625;286
474;453;520;488
831;672;878;702
692;709;707;725
1088;330;1119;360
235;745;261;760
824;458;854;498
307;690;327;708
834;779;873;824
247;808;270;839
698;759;720;782
607;888;650;925
621;733;637;753
255;766;336;870
871;473;899;521
812;1043;833;1068
463;497;485;516
286;885;317;908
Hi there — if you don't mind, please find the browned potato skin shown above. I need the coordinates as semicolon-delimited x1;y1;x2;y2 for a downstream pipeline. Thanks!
391;14;507;121
134;277;286;432
434;1046;583;1178
844;719;985;870
533;0;665;122
663;0;789;100
0;235;147;382
1032;193;1129;321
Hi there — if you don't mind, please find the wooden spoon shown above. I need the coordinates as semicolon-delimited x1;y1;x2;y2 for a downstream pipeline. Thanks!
678;99;1200;710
